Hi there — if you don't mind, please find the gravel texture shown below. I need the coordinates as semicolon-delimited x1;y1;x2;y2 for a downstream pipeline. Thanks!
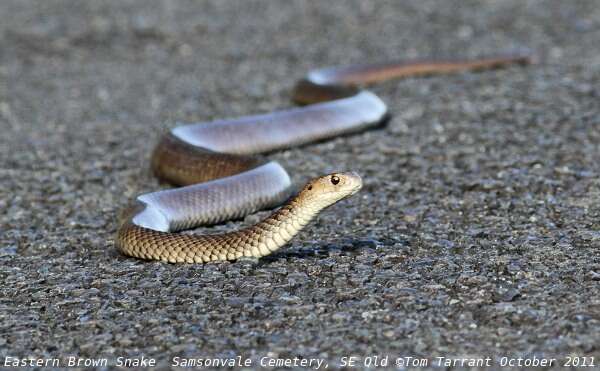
1;0;599;369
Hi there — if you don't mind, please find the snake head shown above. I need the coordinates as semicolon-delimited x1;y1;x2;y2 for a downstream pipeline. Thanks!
299;171;363;208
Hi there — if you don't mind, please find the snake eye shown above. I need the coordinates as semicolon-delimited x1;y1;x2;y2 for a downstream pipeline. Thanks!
330;175;340;185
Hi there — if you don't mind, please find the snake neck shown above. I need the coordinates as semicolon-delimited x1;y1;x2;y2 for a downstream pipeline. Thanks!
241;197;321;257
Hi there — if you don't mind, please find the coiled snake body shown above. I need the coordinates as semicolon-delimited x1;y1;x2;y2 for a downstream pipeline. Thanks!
116;54;530;263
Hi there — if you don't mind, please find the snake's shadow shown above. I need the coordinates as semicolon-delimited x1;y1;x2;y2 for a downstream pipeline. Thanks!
258;240;368;263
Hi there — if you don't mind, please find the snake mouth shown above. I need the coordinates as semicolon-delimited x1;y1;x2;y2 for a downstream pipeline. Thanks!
349;182;362;195
350;183;362;195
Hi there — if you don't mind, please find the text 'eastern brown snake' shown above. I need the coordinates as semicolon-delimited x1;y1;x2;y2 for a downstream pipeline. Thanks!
116;54;531;263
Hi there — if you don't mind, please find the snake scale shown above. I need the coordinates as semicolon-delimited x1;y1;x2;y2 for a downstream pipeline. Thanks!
116;54;531;263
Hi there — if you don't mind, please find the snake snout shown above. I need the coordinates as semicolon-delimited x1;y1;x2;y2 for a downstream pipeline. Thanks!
343;171;363;195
